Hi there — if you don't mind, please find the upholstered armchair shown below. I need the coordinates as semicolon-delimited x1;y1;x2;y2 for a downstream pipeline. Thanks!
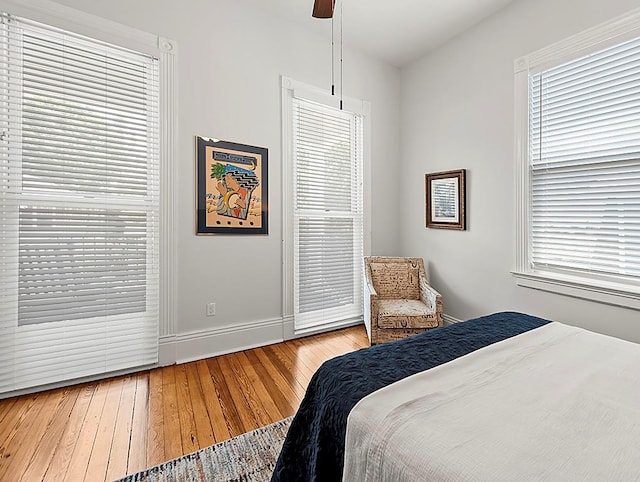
363;257;443;345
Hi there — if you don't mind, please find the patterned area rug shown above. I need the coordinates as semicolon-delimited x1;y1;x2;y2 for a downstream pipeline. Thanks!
118;417;291;482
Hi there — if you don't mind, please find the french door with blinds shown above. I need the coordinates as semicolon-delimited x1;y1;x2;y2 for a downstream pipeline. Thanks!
291;96;364;331
0;14;160;394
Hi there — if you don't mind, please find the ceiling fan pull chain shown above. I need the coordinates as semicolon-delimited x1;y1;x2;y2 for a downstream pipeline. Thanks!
340;0;343;110
311;0;342;106
332;13;335;96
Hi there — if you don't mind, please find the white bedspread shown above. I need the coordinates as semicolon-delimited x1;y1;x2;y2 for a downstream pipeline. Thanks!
343;322;640;481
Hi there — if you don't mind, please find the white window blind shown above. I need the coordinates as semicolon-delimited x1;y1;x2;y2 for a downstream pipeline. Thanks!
529;34;640;283
292;98;363;329
0;13;159;394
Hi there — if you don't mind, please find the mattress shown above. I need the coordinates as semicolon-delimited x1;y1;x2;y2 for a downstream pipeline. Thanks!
343;321;640;480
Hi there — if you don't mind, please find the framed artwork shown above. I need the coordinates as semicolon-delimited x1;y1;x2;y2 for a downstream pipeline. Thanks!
196;136;268;234
425;169;466;230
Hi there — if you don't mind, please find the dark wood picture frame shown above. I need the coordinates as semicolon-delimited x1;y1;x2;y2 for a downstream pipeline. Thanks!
425;169;466;230
196;136;268;235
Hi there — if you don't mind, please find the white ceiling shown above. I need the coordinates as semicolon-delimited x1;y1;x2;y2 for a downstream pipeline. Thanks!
241;0;516;67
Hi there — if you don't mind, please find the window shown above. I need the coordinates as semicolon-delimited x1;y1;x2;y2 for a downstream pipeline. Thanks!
514;8;640;309
0;13;162;393
281;77;369;334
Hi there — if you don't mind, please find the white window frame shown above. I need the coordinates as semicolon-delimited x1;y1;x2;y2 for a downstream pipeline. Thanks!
513;7;640;311
0;0;177;395
281;76;371;338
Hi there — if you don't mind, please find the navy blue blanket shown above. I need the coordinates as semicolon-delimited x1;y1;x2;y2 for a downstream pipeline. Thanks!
270;311;550;482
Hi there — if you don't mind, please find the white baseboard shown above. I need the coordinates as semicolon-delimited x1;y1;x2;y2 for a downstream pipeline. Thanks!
159;317;284;365
158;335;177;366
158;313;462;367
443;313;463;326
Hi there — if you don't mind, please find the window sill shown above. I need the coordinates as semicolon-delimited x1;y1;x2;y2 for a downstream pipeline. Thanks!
512;270;640;311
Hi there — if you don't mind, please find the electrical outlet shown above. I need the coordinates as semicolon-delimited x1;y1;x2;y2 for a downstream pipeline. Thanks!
206;302;216;316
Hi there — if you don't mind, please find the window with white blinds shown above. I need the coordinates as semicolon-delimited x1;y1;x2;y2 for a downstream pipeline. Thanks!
0;13;160;393
529;35;640;283
292;98;363;330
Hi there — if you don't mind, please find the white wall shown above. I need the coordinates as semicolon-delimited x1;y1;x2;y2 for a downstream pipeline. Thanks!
400;0;640;342
47;0;401;357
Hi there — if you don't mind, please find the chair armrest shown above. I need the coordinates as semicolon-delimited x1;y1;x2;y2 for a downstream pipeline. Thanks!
363;265;378;343
364;266;378;298
419;276;443;316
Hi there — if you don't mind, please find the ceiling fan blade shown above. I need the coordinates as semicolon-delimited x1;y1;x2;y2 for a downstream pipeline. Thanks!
312;0;335;18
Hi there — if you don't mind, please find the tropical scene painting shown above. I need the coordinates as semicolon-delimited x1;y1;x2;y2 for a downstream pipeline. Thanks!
196;137;268;234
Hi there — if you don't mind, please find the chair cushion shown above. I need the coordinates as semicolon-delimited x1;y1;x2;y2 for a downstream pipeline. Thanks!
376;299;440;329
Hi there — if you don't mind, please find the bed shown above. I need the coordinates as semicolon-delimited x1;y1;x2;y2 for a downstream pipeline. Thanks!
271;311;640;481
270;311;551;482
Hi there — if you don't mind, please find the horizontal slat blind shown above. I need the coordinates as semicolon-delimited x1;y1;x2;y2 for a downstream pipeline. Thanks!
293;99;363;329
0;13;159;394
18;207;149;324
529;35;640;280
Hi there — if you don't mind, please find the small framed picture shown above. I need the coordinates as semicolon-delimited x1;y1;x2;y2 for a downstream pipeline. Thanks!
425;169;466;230
196;136;268;235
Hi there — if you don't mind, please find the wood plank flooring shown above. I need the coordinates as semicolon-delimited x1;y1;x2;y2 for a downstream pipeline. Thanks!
0;325;368;482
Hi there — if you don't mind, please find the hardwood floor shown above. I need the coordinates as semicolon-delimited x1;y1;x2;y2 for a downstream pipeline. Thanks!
0;325;368;482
